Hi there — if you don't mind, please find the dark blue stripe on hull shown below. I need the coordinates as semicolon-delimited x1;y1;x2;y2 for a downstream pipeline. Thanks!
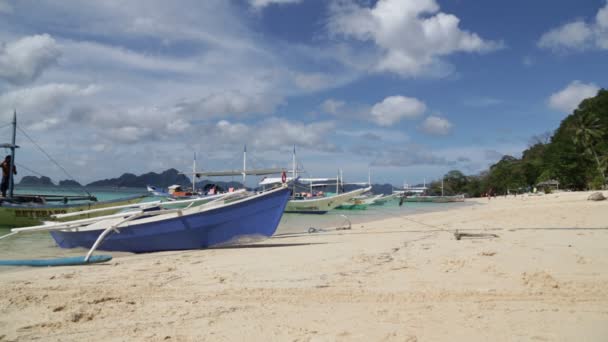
284;210;328;214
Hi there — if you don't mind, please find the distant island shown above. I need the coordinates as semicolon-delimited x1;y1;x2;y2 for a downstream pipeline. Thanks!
59;180;82;187
17;168;246;190
19;176;55;186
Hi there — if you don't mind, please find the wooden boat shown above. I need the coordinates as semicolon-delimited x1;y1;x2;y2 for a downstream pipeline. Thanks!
259;150;372;214
336;193;383;210
0;186;289;264
370;193;400;205
0;194;146;227
0;111;147;227
284;186;370;214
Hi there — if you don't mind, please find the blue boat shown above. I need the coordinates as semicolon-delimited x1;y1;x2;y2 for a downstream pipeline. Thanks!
49;186;290;253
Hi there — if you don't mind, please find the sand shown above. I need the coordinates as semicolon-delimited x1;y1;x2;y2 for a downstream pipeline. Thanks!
1;191;607;341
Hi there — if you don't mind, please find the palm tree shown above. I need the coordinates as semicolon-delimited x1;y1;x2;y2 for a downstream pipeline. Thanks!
572;112;606;187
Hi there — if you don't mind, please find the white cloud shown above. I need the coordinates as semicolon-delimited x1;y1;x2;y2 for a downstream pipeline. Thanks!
328;0;501;77
166;119;190;133
370;95;426;126
548;80;599;113
0;34;61;84
213;118;337;152
105;126;155;144
176;91;283;118
336;128;409;143
6;1;264;53
0;0;13;14
368;145;449;167
61;40;198;75
294;72;333;92
216;120;250;143
419;116;452;135
0;83;99;126
249;0;301;10
538;21;593;50
92;144;106;152
321;98;346;115
538;1;608;51
253;118;338;151
27;117;60;131
462;97;502;107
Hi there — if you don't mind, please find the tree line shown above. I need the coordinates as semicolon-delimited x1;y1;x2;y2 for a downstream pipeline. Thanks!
427;89;607;197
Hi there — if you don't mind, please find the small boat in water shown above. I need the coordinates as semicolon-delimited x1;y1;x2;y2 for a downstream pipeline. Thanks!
336;193;383;210
370;193;400;205
284;186;371;214
258;146;371;214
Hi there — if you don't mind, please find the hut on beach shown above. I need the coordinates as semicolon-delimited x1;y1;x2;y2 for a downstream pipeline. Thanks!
536;179;559;192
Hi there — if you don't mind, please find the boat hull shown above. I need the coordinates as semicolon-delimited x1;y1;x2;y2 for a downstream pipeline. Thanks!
284;187;370;214
50;188;290;253
0;195;147;228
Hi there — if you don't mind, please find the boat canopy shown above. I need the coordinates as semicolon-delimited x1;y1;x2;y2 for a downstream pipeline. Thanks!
259;177;337;186
193;168;284;177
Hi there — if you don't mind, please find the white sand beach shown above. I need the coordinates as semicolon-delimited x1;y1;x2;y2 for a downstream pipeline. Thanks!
1;191;607;341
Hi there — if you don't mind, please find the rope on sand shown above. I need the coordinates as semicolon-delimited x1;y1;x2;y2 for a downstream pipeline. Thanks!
308;215;351;234
453;230;499;240
372;207;500;241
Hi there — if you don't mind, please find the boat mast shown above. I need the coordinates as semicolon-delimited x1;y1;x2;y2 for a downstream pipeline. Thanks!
8;110;17;198
192;152;196;193
441;177;444;197
340;168;343;193
336;170;339;194
243;144;247;185
310;173;313;194
292;145;296;197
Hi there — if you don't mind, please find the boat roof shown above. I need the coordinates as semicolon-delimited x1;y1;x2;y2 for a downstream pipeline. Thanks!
259;177;337;186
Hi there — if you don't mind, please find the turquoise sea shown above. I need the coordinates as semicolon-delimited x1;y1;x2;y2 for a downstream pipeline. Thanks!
0;186;469;263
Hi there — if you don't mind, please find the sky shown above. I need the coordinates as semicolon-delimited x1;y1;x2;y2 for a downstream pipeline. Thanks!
0;0;607;187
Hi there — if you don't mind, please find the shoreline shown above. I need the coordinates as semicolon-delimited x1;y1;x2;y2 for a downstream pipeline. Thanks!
1;191;607;341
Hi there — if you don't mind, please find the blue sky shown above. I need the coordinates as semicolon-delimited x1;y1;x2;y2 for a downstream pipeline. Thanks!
0;0;607;187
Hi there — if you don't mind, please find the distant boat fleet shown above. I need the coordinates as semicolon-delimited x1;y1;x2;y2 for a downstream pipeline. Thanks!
392;181;465;203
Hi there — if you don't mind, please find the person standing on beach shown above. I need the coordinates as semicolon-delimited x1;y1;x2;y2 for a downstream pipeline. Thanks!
1;155;17;197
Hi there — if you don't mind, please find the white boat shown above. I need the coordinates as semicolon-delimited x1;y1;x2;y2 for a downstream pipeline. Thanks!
284;186;371;214
259;146;371;214
371;193;400;205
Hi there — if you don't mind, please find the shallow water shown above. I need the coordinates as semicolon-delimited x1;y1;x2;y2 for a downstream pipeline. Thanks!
0;187;469;263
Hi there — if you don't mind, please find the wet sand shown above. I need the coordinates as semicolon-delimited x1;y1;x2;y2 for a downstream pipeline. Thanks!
1;191;607;341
